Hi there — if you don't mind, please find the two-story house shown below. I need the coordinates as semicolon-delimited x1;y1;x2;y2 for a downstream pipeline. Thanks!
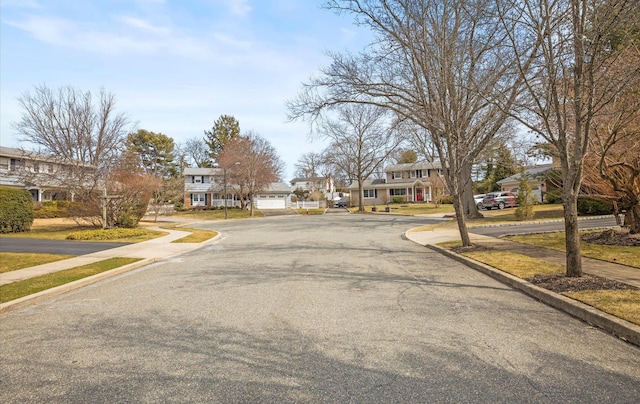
183;167;291;209
0;146;81;202
348;161;447;205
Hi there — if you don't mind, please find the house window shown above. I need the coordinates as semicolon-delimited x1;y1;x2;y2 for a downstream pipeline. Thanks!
192;193;206;203
409;171;416;178
363;189;377;198
194;176;202;183
10;159;24;171
0;158;8;170
392;172;402;179
390;189;406;196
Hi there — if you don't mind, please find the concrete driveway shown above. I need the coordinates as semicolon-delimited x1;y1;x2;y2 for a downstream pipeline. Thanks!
1;214;638;402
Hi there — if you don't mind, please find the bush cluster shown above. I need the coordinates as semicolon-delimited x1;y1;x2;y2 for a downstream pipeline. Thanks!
439;196;453;204
392;196;404;204
0;187;34;233
33;200;77;218
66;228;147;240
577;197;614;215
544;189;562;204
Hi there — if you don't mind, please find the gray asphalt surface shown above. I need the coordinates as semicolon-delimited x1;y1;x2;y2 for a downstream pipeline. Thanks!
0;237;131;255
1;214;639;402
469;216;617;237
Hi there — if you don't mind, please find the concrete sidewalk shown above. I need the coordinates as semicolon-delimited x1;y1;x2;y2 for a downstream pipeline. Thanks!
0;227;218;286
404;220;639;288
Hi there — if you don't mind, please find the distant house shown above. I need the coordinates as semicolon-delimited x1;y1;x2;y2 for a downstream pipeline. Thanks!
253;182;292;209
183;167;291;209
0;146;87;202
290;177;335;195
348;161;448;205
497;164;556;202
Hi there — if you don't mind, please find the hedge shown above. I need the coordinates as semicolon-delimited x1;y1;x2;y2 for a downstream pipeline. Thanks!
0;187;34;233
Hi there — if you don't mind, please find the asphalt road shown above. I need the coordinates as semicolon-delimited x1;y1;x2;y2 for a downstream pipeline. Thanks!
1;214;638;402
0;237;130;255
469;216;618;237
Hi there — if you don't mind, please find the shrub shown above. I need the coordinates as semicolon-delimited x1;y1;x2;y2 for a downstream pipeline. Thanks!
577;197;613;215
392;196;404;204
440;196;453;204
544;189;562;204
33;200;78;218
174;201;184;211
0;187;34;233
66;228;147;240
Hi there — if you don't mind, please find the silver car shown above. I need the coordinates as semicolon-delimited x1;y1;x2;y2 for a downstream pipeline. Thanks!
482;192;517;210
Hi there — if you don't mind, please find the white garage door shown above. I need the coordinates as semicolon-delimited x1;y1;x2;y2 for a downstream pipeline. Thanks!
256;197;286;209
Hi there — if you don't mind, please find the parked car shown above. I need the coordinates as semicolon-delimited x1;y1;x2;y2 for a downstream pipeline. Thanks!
482;192;518;210
473;194;485;210
333;197;348;208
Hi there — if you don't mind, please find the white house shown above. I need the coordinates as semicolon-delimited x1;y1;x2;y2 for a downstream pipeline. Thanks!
0;146;86;202
183;167;291;210
497;164;555;203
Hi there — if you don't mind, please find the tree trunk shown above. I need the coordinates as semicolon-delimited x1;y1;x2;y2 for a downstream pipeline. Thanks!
461;162;482;219
628;204;640;234
448;168;472;246
563;192;583;277
358;177;365;212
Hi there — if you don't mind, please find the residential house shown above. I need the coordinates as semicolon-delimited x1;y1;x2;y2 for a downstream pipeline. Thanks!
348;161;447;206
183;167;291;209
254;182;292;209
290;177;335;196
0;146;82;202
497;164;556;202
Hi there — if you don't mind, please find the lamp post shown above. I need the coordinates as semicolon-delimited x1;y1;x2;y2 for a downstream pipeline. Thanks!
223;162;240;220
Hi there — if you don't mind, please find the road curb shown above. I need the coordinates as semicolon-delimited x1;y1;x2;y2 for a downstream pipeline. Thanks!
425;243;640;347
0;258;157;314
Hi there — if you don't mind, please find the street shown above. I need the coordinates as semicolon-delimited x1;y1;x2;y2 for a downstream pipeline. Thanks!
1;214;638;402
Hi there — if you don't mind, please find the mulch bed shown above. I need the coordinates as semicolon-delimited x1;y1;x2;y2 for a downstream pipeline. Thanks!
528;274;638;293
581;228;640;247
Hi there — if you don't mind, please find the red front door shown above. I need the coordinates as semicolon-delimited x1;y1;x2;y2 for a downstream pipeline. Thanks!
416;188;424;202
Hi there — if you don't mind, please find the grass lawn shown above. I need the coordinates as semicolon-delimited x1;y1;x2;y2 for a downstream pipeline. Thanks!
158;225;219;243
1;218;166;242
463;250;565;278
0;252;74;273
294;208;325;215
565;290;640;325
0;257;141;303
504;232;640;269
171;209;263;220
352;203;455;215
469;204;565;226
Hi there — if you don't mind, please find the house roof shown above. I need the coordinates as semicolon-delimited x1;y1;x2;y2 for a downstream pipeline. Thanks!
290;177;328;183
347;178;387;189
497;164;554;184
0;146;93;167
385;161;442;172
262;182;292;193
183;167;222;176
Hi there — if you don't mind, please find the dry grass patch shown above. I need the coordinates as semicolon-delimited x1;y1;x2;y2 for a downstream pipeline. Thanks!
463;250;565;278
0;252;74;273
505;232;640;268
0;257;140;303
565;290;640;325
295;208;325;215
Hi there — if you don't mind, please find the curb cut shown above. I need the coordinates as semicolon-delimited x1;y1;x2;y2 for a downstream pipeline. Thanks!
425;243;640;347
0;258;156;314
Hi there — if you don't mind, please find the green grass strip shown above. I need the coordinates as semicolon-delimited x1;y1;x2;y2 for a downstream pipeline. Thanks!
0;252;74;273
0;257;140;303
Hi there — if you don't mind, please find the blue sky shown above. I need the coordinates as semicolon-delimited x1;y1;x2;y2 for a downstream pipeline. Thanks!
0;0;371;180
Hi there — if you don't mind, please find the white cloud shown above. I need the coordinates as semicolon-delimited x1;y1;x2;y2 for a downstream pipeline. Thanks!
224;0;252;17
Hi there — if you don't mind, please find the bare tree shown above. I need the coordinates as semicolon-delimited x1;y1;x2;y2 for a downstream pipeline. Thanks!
288;0;528;246
13;84;130;224
218;132;285;216
500;0;640;276
316;103;403;212
181;137;212;168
